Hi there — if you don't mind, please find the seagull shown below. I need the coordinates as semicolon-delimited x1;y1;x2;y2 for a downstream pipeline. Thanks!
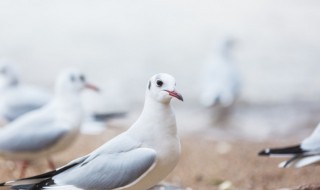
0;68;99;178
0;61;51;123
199;37;241;125
0;60;123;132
0;73;183;190
258;123;320;168
199;37;241;108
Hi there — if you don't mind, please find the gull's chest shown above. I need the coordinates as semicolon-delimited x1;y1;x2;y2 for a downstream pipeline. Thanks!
141;127;181;167
140;122;177;147
156;137;181;166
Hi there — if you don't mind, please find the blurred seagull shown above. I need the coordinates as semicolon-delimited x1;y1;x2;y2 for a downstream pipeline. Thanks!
259;123;320;168
0;61;51;123
199;37;241;124
0;73;183;190
0;68;99;177
200;37;241;107
0;60;125;132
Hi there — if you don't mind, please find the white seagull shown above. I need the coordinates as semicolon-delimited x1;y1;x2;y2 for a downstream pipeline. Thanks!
0;61;51;123
0;61;124;130
199;37;241;108
0;68;99;178
0;73;183;190
259;123;320;168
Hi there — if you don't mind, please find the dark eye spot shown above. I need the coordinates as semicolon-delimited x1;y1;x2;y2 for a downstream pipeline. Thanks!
148;81;151;90
79;75;85;82
70;75;75;82
0;67;7;75
156;80;163;87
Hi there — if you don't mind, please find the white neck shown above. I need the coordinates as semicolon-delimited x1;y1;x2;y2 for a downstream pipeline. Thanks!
53;92;83;129
55;89;82;105
128;94;177;139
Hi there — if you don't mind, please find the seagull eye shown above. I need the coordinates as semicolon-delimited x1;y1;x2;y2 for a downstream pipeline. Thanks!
70;75;76;82
79;75;85;82
0;68;6;74
156;80;163;87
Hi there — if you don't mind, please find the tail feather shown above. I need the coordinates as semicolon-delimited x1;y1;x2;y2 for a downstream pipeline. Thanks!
1;162;79;189
29;178;55;190
278;160;290;168
279;155;320;168
11;184;34;190
10;178;54;190
258;145;304;156
294;155;320;168
278;155;301;168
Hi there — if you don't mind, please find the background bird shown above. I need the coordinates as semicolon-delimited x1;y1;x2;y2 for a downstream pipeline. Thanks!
199;37;241;125
258;123;320;168
0;73;183;190
0;60;126;133
0;68;99;178
0;60;51;124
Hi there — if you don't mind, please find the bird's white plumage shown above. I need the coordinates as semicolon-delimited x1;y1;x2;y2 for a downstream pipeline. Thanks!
278;155;320;168
0;60;124;133
0;68;91;161
0;61;51;122
283;123;320;168
260;123;320;168
2;73;183;190
54;73;181;190
301;123;320;151
200;38;241;107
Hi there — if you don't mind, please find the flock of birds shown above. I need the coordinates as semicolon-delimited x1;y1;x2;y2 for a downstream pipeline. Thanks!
0;38;318;190
0;63;183;190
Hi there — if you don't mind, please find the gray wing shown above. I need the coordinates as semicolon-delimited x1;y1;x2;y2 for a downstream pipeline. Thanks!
3;86;51;121
53;147;156;190
91;112;126;122
4;104;43;121
0;116;68;152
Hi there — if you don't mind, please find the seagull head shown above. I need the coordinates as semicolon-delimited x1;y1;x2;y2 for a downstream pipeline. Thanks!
147;73;183;103
218;37;236;56
0;61;19;88
55;68;99;95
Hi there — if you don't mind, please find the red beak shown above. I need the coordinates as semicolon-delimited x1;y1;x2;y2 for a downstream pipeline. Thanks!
164;90;184;101
85;83;100;92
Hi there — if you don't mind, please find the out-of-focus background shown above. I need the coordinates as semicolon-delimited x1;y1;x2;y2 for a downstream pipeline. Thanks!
0;0;320;190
